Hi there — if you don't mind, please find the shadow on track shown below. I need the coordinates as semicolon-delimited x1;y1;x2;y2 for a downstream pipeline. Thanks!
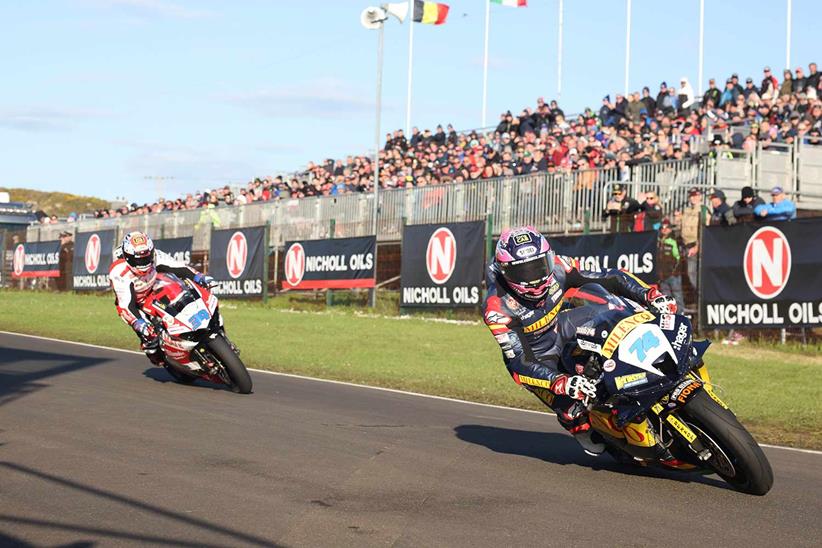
454;424;730;490
0;347;109;409
142;367;231;392
0;462;282;547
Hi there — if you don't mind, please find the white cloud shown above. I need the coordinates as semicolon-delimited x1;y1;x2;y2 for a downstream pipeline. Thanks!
82;0;214;19
222;79;381;119
0;107;110;132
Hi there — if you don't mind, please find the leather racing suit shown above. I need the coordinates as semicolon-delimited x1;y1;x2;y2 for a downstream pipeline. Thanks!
483;255;651;432
109;249;202;360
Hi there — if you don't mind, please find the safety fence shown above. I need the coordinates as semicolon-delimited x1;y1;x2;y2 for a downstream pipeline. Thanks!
21;150;822;251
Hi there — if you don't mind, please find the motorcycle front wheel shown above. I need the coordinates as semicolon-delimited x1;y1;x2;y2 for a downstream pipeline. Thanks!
206;334;253;394
680;390;773;495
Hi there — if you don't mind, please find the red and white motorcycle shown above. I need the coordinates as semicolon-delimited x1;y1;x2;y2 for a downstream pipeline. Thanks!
141;272;253;394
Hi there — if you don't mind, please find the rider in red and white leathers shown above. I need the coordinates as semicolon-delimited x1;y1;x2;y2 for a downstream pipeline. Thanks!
110;231;213;364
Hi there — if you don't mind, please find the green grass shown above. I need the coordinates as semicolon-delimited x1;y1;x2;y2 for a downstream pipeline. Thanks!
1;289;820;449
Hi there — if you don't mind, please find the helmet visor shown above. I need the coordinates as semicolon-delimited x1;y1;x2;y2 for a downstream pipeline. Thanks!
500;253;552;286
128;250;154;269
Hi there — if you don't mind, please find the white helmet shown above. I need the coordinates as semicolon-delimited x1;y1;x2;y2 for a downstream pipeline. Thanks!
122;231;155;274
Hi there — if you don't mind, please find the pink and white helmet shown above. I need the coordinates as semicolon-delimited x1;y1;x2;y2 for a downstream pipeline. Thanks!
495;226;555;301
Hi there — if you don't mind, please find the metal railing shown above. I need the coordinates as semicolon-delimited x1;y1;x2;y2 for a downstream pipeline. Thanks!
24;152;822;249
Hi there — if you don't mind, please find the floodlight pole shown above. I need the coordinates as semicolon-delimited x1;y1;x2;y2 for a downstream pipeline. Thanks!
369;21;385;308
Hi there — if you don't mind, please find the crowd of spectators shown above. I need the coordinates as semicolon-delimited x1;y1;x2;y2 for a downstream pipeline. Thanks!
70;61;821;222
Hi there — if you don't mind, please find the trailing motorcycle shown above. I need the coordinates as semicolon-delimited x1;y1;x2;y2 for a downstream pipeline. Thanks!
141;272;253;394
563;284;773;495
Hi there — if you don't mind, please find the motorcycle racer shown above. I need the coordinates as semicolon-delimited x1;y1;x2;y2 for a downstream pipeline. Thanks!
109;231;214;365
483;226;676;455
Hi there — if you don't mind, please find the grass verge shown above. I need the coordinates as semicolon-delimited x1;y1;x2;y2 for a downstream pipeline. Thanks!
1;289;820;449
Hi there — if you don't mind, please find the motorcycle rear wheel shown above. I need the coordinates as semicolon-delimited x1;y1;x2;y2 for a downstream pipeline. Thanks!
206;334;253;394
680;390;773;495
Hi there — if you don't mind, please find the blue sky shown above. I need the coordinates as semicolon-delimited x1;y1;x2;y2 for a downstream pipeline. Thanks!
1;0;819;204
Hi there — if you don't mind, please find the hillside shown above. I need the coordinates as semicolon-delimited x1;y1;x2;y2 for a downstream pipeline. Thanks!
0;187;110;217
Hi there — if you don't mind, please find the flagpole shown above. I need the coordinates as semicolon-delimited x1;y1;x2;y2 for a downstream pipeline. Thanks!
624;0;632;96
481;0;490;127
405;15;414;135
698;0;704;96
785;0;792;70
557;0;563;100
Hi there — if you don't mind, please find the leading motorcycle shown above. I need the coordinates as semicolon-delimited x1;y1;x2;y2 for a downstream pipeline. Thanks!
562;284;773;495
141;272;253;394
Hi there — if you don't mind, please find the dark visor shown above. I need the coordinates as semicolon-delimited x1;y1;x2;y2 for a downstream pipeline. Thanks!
501;255;550;286
128;250;154;267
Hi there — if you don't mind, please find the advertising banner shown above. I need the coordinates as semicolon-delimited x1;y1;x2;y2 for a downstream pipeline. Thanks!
701;219;822;328
11;240;61;278
282;236;375;290
155;236;193;265
72;230;116;291
550;230;658;284
401;221;484;307
208;226;265;298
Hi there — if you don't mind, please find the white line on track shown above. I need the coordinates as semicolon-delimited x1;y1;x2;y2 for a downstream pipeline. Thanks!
3;329;820;457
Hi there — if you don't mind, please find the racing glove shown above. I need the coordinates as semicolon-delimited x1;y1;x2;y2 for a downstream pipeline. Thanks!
646;287;677;315
551;374;598;401
193;273;216;288
133;319;157;343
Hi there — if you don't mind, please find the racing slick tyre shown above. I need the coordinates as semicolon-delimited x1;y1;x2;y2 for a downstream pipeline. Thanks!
163;363;197;384
206;334;253;394
680;390;773;495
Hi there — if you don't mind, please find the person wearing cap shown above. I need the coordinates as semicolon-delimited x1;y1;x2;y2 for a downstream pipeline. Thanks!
709;189;734;226
806;62;820;92
720;78;739;107
761;66;779;97
743;77;758;100
657;218;685;313
731;186;766;223
637;191;663;231
793;67;807;94
603;183;641;233
57;230;74;291
754;186;796;221
678;187;710;293
703;78;721;107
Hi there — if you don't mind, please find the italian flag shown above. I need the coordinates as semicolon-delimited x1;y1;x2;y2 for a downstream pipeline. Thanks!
413;0;449;25
491;0;527;6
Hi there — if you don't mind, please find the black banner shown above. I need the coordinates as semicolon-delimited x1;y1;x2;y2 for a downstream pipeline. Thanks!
73;230;116;291
11;240;61;278
401;221;484;307
701;218;822;328
155;237;193;265
550;230;658;284
209;226;265;298
282;236;375;290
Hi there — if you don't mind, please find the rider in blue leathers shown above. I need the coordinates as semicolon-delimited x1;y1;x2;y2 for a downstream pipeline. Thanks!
483;226;676;454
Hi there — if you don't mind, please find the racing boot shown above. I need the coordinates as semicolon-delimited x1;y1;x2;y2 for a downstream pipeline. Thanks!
141;337;165;366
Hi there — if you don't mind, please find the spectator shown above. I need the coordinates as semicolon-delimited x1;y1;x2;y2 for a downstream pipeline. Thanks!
636;191;663;231
656;218;685;313
603;183;641;233
807;62;820;92
780;69;794;97
703;78;721;107
641;86;656;115
755;186;797;220
731;73;744;95
56;231;74;291
743;77;758;100
731;186;766;223
794;66;807;94
709;189;734;226
678;77;696;111
656;82;669;111
719;78;738;107
760;66;779;98
677;187;710;293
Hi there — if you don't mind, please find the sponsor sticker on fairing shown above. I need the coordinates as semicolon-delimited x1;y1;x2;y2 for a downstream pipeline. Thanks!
615;372;648;390
660;314;676;331
576;325;595;337
577;339;602;353
603;359;616;372
672;322;690;351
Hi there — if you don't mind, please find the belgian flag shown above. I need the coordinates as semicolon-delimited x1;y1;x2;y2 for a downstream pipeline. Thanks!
413;0;449;25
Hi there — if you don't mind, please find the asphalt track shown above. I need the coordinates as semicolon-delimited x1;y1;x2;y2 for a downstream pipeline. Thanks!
0;332;820;547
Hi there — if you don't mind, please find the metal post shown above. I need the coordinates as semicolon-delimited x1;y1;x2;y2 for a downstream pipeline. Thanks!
698;0;704;96
483;214;493;300
272;245;279;297
326;218;335;307
481;0;490;127
262;221;270;305
405;15;414;135
786;0;792;70
369;23;385;308
557;0;563;100
624;0;632;97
